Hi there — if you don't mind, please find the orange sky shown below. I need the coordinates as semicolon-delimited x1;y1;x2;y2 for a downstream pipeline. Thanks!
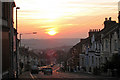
14;0;119;39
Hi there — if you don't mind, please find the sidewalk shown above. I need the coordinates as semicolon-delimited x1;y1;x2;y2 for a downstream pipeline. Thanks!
65;71;118;79
18;71;32;78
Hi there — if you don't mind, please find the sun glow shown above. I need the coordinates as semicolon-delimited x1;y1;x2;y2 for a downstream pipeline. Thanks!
15;0;118;39
46;28;58;36
48;30;57;36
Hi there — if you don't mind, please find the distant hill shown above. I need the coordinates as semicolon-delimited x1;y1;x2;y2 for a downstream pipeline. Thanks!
21;38;80;49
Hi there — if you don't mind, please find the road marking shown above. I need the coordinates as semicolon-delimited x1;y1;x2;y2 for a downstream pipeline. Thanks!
30;73;35;79
33;75;37;78
53;67;60;72
30;73;37;79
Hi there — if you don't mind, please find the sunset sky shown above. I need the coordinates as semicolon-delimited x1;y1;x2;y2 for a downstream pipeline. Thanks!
14;0;119;39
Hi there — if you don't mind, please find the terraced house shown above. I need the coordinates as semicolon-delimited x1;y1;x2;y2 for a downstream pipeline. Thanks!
1;1;17;78
68;13;120;75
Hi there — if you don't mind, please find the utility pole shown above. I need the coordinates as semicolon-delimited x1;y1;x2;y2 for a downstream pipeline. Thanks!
10;20;14;78
19;34;22;48
118;11;120;55
16;7;20;78
118;1;120;54
0;1;2;79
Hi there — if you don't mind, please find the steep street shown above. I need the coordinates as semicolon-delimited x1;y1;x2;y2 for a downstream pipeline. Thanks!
19;64;115;79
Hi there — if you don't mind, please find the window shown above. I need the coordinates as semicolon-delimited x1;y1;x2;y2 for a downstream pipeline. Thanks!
98;58;100;67
114;40;117;50
2;2;8;20
82;58;84;66
101;57;103;63
89;56;91;63
92;56;94;64
105;57;107;63
102;43;103;51
105;39;108;49
96;57;97;65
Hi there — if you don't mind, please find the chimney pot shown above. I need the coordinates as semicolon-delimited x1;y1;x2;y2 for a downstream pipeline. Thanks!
90;29;91;32
97;29;98;32
109;17;111;21
105;18;108;21
95;29;96;32
118;11;120;23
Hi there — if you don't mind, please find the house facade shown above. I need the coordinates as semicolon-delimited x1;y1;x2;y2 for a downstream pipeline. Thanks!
19;47;39;73
1;1;17;78
67;14;120;74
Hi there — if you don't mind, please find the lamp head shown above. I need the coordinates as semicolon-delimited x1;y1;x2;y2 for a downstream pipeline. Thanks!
16;7;20;9
33;32;37;34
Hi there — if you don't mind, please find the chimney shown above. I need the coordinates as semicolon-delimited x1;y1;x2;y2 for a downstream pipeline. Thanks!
105;18;108;21
109;17;111;21
104;17;116;28
80;39;86;42
118;11;120;23
104;18;108;28
88;29;99;37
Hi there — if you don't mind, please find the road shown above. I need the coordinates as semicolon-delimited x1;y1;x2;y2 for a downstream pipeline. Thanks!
30;70;100;79
19;64;116;80
20;65;102;78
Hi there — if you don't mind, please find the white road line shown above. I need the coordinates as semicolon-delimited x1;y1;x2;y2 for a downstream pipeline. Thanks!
53;67;60;72
30;73;35;79
33;75;37;78
30;73;37;79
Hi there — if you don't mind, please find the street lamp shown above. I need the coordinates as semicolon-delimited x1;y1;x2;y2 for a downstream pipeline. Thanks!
19;32;37;75
16;7;20;31
19;32;37;48
16;7;20;78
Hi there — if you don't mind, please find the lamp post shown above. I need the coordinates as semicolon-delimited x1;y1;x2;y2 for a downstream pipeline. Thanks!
118;11;120;55
19;32;37;48
16;7;20;31
16;7;20;78
19;32;37;74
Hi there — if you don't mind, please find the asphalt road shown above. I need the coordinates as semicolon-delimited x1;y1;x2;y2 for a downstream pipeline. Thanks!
30;65;101;79
19;64;117;80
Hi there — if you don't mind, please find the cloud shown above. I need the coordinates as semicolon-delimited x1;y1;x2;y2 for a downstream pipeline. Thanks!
1;0;14;2
66;1;117;8
38;26;53;29
16;0;118;39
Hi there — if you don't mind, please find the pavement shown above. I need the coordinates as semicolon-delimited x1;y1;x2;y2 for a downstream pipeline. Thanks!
18;71;32;78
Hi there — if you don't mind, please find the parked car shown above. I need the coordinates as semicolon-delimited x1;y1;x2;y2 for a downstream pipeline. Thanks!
31;65;39;74
50;64;54;67
56;69;60;72
38;67;42;72
42;68;52;75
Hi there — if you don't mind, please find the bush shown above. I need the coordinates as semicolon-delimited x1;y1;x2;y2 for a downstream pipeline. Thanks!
82;67;86;71
102;54;120;77
93;67;101;75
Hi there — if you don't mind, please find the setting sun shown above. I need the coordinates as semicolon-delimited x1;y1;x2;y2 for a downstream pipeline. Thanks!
46;28;58;36
15;0;118;39
48;30;57;36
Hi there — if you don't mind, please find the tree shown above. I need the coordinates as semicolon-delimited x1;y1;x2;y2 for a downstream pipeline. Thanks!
102;54;120;77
